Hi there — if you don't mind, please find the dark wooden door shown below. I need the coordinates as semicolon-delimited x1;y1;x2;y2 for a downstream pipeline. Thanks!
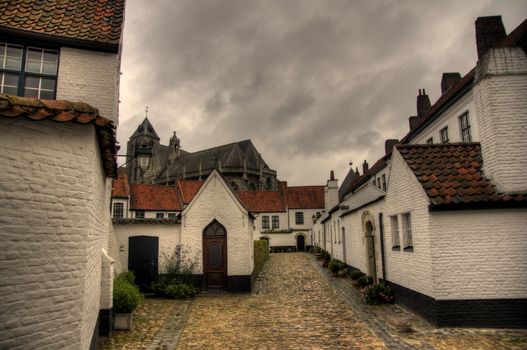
297;235;305;251
128;236;159;291
203;220;227;290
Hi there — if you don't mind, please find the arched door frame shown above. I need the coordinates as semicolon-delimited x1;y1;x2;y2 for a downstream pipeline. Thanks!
202;219;227;291
361;211;377;282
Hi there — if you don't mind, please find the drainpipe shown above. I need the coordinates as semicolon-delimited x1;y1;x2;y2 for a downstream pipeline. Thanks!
378;212;387;282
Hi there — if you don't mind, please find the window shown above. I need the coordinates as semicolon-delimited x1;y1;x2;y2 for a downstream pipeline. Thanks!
113;203;123;219
272;215;279;229
135;211;145;219
459;112;471;142
402;213;413;250
337;220;340;244
334;222;337;243
156;212;164;219
168;212;177;219
0;43;58;99
390;215;400;249
262;215;269;229
381;174;386;191
440;126;449;143
295;212;304;225
426;137;433;144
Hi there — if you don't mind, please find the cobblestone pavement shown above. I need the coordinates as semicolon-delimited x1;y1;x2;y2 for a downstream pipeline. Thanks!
102;253;527;349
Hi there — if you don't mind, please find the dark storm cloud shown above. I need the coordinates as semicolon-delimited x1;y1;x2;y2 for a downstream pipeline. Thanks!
118;0;527;184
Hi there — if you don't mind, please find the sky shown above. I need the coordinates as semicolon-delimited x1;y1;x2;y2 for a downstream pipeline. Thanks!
118;0;527;186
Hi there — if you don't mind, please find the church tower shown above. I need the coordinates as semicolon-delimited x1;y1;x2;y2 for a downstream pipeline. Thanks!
126;117;161;183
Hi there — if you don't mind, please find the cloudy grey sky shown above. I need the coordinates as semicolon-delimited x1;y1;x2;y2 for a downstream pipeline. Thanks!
118;0;526;186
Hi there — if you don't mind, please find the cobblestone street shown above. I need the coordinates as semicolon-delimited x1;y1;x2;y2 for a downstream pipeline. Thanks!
103;253;527;349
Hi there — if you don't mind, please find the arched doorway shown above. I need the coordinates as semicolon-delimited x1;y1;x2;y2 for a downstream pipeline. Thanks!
203;220;227;291
296;234;305;252
128;236;159;291
362;211;377;282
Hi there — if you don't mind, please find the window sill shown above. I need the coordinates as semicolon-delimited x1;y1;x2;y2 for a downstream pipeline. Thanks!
392;245;400;251
403;246;414;252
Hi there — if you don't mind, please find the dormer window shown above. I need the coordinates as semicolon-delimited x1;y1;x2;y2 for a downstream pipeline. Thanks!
1;43;58;99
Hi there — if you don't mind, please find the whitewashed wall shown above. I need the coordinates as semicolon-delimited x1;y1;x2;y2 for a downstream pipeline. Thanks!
430;209;527;299
0;118;108;350
384;149;434;297
252;212;289;232
182;173;253;276
56;47;120;124
113;224;181;273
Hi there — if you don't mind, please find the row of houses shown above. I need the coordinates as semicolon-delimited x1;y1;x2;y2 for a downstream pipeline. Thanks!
312;16;527;328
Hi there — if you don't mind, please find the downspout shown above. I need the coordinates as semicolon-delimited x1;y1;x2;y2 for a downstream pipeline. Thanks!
378;212;387;281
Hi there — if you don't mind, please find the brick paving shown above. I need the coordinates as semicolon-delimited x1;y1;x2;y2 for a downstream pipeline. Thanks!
102;252;527;349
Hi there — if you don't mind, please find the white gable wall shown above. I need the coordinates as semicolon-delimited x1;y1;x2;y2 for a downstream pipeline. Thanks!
384;149;434;297
430;209;527;299
182;173;253;276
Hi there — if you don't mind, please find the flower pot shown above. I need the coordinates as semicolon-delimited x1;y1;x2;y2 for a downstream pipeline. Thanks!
114;313;133;330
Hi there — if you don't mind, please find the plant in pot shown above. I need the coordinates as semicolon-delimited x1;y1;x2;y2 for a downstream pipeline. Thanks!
322;251;331;267
113;272;143;330
328;258;342;276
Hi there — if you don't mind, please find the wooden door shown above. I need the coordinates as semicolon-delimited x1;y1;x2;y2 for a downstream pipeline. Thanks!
296;235;305;252
128;236;158;291
203;220;227;290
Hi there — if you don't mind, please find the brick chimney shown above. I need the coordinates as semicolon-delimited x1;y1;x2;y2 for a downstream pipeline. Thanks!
408;116;419;130
441;72;462;94
475;16;506;60
324;170;339;212
384;139;399;155
362;160;369;174
417;89;431;118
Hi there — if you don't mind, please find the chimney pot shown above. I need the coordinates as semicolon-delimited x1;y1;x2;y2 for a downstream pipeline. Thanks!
476;16;506;59
330;170;335;181
441;72;462;94
362;160;369;174
417;89;432;118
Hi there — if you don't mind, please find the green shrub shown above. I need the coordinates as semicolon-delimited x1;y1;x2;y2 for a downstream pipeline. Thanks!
328;258;345;273
253;239;270;278
357;275;374;288
164;283;197;299
118;271;136;285
361;283;394;305
348;270;366;280
322;250;331;262
113;273;143;314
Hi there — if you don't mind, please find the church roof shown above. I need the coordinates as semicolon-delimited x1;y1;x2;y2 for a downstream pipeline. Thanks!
236;191;286;213
397;143;527;209
129;183;182;211
0;0;125;50
130;117;160;140
0;93;116;177
285;186;325;209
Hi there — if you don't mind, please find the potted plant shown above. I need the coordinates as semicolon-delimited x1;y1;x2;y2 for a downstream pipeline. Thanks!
321;251;331;267
113;272;143;330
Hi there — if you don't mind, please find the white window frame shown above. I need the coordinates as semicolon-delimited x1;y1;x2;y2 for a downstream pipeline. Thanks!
271;215;279;229
135;211;145;219
402;212;413;251
440;126;449;143
390;215;400;249
262;215;269;229
113;202;124;219
295;212;304;225
459;112;471;142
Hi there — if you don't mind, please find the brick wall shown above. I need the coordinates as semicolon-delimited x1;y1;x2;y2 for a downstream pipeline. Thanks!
56;47;120;124
0;118;108;349
474;47;527;193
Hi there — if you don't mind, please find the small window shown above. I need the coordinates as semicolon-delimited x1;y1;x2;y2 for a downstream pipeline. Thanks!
272;215;279;229
459;112;471;142
426;137;433;144
390;215;400;249
135;211;145;219
262;215;269;229
334;222;337;243
156;212;164;219
337;220;340;244
113;203;123;219
295;212;304;225
402;213;413;251
440;127;449;143
381;174;386;191
168;212;177;219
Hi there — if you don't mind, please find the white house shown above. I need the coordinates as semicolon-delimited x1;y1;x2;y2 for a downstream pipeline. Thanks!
0;1;124;348
313;16;527;328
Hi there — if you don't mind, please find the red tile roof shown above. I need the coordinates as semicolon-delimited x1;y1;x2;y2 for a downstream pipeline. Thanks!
112;174;129;198
129;184;182;211
0;93;116;177
177;180;204;204
397;143;527;209
0;0;125;46
285;186;325;209
236;191;286;213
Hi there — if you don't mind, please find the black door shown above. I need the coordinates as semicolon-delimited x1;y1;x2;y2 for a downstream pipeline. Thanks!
203;220;227;290
297;235;305;251
128;236;159;291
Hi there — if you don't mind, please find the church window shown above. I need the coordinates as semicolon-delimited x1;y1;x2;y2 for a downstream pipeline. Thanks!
135;211;145;219
459;112;471;142
390;215;400;250
272;215;279;229
295;212;304;225
1;43;58;99
440;126;449;143
381;174;386;191
262;216;269;229
113;203;123;219
402;213;413;251
156;212;164;219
